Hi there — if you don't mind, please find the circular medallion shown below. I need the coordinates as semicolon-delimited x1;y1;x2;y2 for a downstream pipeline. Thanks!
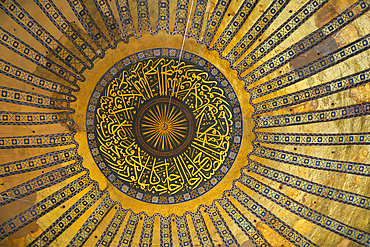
133;97;195;157
87;48;243;204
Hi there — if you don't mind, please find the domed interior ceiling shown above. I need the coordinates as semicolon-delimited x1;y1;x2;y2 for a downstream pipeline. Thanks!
0;0;370;246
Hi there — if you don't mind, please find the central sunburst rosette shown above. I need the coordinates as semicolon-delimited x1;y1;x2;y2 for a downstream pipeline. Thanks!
87;48;243;204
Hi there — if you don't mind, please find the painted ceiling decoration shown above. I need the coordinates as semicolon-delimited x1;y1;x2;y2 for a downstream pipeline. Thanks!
0;0;369;246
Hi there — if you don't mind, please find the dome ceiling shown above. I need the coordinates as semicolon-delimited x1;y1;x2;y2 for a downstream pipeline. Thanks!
0;0;369;246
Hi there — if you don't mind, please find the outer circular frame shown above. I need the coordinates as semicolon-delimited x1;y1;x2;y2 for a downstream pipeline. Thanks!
86;48;243;204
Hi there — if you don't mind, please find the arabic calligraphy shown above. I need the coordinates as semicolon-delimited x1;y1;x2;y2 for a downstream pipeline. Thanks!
94;56;234;197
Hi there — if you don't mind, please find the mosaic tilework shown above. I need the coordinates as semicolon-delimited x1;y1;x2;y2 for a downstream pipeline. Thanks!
136;0;154;36
212;0;258;54
227;0;289;64
0;132;75;149
67;0;112;56
202;0;231;47
0;147;78;177
0;58;72;95
96;208;127;247
254;68;370;113
29;186;102;247
160;216;172;247
252;145;370;176
0;0;87;74
231;186;316;247
115;0;137;41
250;33;370;98
235;0;330;74
156;0;170;33
0;162;83;206
244;0;368;85
34;0;98;67
118;212;139;247
255;102;370;128
94;0;123;47
0;174;91;240
68;194;113;247
207;204;239;247
187;0;208;41
0;27;80;85
172;0;190;35
190;211;214;247
0;111;70;126
140;215;154;247
255;132;370;145
240;175;370;246
0;86;70;110
219;198;271;247
176;215;193;247
246;160;370;209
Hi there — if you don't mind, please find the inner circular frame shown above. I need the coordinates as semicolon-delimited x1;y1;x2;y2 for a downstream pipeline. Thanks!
133;97;195;158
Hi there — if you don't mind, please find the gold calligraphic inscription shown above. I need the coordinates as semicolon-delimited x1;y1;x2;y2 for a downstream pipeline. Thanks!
95;58;233;196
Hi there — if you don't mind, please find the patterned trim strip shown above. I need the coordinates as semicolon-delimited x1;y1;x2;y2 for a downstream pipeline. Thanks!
67;0;112;56
0;132;76;149
0;174;91;240
207;204;239;247
240;174;370;246
202;0;231;47
0;27;80;85
231;185;316;247
211;0;258;53
0;58;73;96
244;0;368;85
0;86;70;110
93;0;123;46
0;162;84;206
250;34;370;98
136;0;154;37
255;102;370;128
0;0;87;74
28;186;102;247
0;111;71;126
160;216;172;247
118;212;139;247
227;0;290;64
95;208;127;247
246;160;370;209
155;0;170;33
34;0;98;67
190;211;214;247
176;215;194;247
172;0;190;35
254;68;370;113
0;148;78;177
252;145;370;176
139;215;154;247
187;0;208;41
235;0;330;74
255;132;370;145
219;198;271;247
68;194;114;247
115;0;137;41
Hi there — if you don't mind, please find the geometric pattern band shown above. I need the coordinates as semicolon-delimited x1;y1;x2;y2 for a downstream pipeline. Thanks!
176;215;193;247
252;145;370;176
0;111;71;126
0;174;91;241
231;186;316;247
190;211;214;247
240;175;370;246
96;208;126;247
0;147;78;177
245;160;370;209
243;0;368;85
140;215;154;247
255;102;370;128
255;132;370;145
118;212;139;247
